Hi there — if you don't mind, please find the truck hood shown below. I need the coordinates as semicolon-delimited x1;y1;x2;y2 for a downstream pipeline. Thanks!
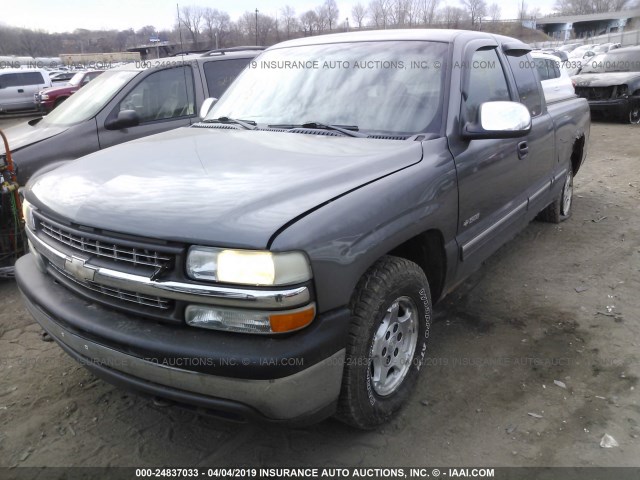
41;85;76;95
0;121;67;155
28;127;423;249
572;71;640;87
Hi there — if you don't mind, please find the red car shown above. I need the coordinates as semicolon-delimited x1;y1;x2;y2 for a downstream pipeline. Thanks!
35;70;104;112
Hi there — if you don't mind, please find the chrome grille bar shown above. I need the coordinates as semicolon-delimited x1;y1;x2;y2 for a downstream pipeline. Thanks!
50;263;171;310
39;220;172;269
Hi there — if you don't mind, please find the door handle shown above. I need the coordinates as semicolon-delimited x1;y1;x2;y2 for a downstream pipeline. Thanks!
17;89;24;93
517;141;529;159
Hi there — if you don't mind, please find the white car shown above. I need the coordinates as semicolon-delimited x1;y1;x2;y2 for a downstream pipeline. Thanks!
531;52;576;104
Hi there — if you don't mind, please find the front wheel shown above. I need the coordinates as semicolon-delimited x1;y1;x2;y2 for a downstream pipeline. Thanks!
336;256;432;429
53;97;67;109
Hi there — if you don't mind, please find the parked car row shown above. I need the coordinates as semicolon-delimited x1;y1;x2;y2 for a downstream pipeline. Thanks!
11;30;591;428
572;45;640;124
534;41;640;123
1;47;262;185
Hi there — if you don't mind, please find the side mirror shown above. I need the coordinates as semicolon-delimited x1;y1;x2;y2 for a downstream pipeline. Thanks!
462;101;532;139
105;109;140;130
199;97;218;119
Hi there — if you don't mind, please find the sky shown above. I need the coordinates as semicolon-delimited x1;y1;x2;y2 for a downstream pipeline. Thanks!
2;0;557;33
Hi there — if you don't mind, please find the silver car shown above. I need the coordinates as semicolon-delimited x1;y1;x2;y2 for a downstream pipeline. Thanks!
0;68;52;112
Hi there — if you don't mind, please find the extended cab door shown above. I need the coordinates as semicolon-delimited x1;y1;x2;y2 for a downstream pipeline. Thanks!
504;54;555;216
449;44;532;278
96;65;200;150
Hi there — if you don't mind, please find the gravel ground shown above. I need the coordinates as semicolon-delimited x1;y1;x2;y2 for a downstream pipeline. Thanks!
0;118;639;468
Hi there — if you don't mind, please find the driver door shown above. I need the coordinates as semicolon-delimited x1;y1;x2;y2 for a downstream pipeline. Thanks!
96;65;198;150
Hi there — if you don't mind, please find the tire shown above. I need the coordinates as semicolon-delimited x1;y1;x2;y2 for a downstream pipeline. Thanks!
336;256;432;429
538;167;573;223
628;104;640;124
53;97;67;109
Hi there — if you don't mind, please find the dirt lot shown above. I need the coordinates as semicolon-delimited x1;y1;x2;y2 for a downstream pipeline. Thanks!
0;117;639;469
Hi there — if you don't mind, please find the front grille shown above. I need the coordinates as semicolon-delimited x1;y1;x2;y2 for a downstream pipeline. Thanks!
39;220;173;269
50;263;172;310
575;86;614;101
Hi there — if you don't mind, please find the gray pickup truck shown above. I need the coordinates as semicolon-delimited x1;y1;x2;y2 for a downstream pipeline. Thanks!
16;30;590;429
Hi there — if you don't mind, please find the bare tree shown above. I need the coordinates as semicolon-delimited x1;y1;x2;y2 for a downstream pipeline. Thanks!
460;0;487;28
281;5;298;38
553;0;631;14
352;2;368;27
488;3;501;22
420;0;440;25
324;0;340;30
369;0;393;28
202;8;230;48
442;5;466;28
20;29;49;57
300;10;318;36
518;0;528;19
179;6;204;49
315;4;329;32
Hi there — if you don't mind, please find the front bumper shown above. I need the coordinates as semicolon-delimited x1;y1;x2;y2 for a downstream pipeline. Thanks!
585;97;629;117
34;94;54;112
16;255;350;422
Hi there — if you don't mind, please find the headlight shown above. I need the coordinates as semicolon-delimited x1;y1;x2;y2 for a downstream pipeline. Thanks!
22;200;36;231
615;84;628;98
186;246;312;286
40;94;49;100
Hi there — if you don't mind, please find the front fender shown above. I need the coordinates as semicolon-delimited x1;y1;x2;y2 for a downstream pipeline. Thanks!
271;139;458;312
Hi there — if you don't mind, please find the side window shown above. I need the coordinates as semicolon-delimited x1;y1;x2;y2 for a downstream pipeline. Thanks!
117;66;195;123
0;73;26;88
534;58;550;81
203;58;250;99
465;49;510;122
20;72;45;85
506;55;543;116
552;61;561;79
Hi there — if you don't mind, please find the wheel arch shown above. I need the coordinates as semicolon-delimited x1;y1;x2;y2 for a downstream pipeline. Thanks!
571;134;586;176
386;229;447;304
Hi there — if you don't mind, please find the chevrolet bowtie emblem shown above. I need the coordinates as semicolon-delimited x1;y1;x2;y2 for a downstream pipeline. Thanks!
64;256;96;282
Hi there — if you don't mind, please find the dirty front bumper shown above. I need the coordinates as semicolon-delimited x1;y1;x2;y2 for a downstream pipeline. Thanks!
16;255;349;423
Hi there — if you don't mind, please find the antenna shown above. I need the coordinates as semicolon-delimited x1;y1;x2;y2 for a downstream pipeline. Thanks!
176;3;193;117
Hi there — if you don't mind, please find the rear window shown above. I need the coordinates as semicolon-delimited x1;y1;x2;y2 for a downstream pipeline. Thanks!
0;72;45;88
535;58;560;81
507;55;543;116
203;58;250;99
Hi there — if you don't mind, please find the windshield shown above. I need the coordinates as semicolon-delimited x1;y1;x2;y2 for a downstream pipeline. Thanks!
206;41;449;135
41;70;139;126
579;50;640;73
68;72;84;86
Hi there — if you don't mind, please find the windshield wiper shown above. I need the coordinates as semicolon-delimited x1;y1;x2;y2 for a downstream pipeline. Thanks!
270;122;366;138
203;116;257;130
